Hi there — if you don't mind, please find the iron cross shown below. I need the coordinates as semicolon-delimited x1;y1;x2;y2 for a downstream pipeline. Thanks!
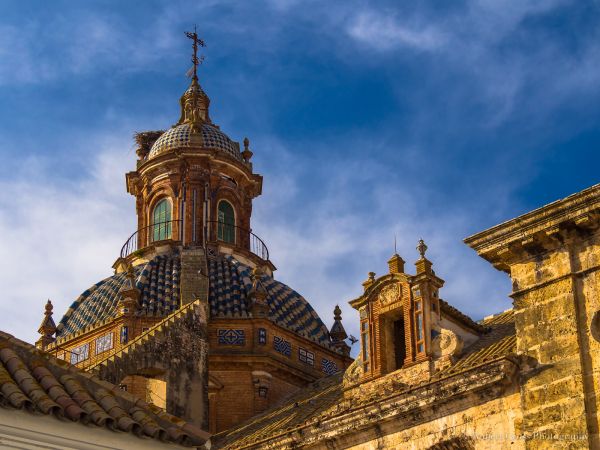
185;26;206;80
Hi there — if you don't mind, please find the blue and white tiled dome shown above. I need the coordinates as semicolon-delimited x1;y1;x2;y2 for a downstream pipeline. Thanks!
148;123;242;161
57;254;333;348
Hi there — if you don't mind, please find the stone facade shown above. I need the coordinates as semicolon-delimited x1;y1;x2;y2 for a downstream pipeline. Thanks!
465;183;600;449
215;182;600;449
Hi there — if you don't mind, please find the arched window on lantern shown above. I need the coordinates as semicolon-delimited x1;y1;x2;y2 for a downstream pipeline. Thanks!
217;200;235;244
152;198;172;241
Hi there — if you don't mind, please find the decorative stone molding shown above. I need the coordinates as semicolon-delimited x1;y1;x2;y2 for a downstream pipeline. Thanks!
379;283;401;307
432;329;463;359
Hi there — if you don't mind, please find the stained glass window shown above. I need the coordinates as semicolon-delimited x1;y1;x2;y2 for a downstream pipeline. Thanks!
152;199;172;241
217;200;235;244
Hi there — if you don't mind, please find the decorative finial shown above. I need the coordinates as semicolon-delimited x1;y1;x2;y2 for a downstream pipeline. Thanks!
330;305;349;354
184;25;206;82
36;299;56;349
45;299;53;315
417;239;428;259
242;137;254;162
394;234;397;255
334;305;342;320
368;271;376;281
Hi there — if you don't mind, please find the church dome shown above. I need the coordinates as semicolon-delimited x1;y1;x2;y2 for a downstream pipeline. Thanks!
148;122;242;161
56;254;333;349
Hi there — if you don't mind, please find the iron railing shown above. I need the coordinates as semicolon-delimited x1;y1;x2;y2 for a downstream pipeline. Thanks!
205;221;269;261
120;219;183;259
119;219;269;261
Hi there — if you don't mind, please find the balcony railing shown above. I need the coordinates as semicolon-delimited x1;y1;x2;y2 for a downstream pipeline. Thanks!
205;221;269;261
120;219;183;259
119;219;270;262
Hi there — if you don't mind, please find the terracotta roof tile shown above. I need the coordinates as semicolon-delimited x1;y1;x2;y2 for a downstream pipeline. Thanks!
0;330;209;447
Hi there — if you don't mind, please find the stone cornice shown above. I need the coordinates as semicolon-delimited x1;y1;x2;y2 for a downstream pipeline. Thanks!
221;358;517;449
464;183;600;270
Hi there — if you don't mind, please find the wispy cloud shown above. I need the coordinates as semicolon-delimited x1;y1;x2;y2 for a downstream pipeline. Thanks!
347;10;446;51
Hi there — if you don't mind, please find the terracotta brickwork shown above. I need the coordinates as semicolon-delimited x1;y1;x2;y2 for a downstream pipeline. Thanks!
350;248;481;383
208;317;351;432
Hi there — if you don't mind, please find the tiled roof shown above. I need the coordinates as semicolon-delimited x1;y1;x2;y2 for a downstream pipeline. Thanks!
214;309;517;448
57;254;181;337
442;308;516;376
0;330;208;447
209;255;332;347
57;254;333;349
148;123;242;161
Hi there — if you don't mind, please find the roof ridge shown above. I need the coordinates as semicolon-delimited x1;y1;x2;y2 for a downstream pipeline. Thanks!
88;299;202;371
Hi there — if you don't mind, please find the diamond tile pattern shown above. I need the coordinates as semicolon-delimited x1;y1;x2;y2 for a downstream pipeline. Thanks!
57;254;181;337
273;336;291;357
218;329;245;345
321;358;338;375
148;123;242;161
0;331;208;447
57;253;333;351
208;255;332;348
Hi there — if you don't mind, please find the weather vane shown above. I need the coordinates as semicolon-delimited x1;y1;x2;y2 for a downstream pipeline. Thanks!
185;25;206;80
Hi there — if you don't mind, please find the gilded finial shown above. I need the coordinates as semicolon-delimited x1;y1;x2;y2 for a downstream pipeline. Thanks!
417;239;428;259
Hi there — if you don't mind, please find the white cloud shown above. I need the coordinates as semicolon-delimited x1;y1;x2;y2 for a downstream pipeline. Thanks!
348;10;445;51
252;141;513;356
0;137;135;344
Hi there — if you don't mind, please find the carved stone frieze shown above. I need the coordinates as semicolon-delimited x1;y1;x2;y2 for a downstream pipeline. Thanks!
378;283;401;307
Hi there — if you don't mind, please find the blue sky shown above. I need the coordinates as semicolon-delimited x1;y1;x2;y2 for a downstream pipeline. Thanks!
1;0;599;348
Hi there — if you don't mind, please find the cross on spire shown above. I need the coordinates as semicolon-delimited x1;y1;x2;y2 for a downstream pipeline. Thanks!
185;26;206;81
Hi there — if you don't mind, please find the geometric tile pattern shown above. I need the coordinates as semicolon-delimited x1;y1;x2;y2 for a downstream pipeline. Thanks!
56;254;181;337
273;336;291;357
299;347;314;366
258;328;267;345
69;343;89;365
148;123;242;161
208;255;333;349
57;253;334;353
321;358;338;375
95;332;113;354
218;329;245;345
